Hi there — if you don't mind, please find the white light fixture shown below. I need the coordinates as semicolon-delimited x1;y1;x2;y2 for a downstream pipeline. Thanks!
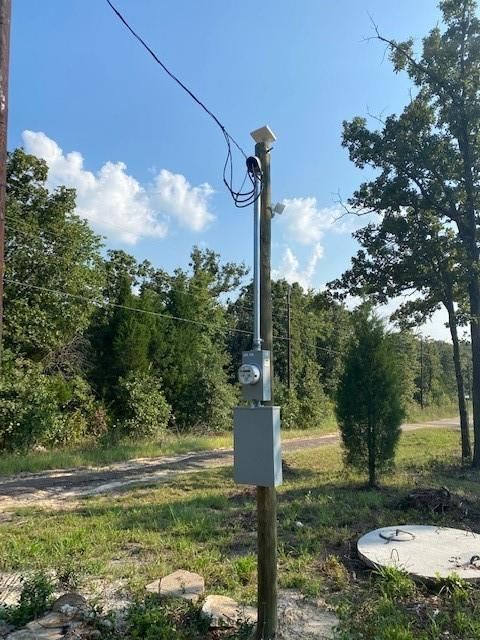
250;125;277;146
272;202;286;217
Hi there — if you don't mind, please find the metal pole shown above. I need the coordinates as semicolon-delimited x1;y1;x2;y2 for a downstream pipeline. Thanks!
0;0;11;369
420;337;424;410
253;177;261;351
287;285;291;390
256;138;277;640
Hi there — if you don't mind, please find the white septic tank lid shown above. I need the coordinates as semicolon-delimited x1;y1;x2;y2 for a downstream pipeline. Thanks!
358;525;480;581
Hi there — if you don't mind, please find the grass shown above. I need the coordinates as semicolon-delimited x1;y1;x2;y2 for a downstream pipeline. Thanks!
405;399;460;423
0;429;478;629
0;403;458;478
0;416;338;477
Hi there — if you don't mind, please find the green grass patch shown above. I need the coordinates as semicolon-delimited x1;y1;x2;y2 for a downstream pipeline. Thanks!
0;428;477;622
0;420;338;477
405;399;459;423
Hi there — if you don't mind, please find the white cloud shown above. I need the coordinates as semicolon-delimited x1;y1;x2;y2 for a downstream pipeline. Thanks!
280;197;348;246
273;243;324;290
151;170;214;232
22;130;215;244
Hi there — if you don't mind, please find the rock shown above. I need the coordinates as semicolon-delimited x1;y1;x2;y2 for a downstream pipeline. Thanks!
144;580;160;595
159;570;205;602
0;620;14;637
7;628;63;640
51;593;88;620
96;618;113;631
202;595;257;628
22;622;64;639
6;631;35;640
29;612;67;629
0;513;14;525
0;573;23;607
295;521;304;528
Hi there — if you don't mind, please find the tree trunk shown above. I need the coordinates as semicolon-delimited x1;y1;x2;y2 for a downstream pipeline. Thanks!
445;302;471;461
469;278;480;467
368;421;376;487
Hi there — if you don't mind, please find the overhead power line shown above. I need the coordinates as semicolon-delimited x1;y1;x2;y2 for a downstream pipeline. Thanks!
5;278;341;355
104;0;261;208
6;219;289;317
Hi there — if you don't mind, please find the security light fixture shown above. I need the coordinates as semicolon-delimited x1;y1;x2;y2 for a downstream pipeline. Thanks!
272;202;286;217
250;125;277;146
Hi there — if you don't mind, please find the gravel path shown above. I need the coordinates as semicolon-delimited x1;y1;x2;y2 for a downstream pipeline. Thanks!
0;418;459;511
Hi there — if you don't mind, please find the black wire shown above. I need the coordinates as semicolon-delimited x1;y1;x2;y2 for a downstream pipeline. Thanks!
104;0;262;208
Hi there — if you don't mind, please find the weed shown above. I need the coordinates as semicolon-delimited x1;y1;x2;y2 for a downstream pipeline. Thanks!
319;554;349;589
0;571;54;627
374;566;416;600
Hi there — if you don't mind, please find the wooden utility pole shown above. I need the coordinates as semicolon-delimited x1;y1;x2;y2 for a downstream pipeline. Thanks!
287;284;291;390
0;0;10;369
255;137;277;640
420;337;424;410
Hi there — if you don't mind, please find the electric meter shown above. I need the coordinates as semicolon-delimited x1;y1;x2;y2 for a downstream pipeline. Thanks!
238;350;271;402
238;363;261;386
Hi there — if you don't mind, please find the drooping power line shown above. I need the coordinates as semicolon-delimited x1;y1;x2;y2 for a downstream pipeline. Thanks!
104;0;261;208
5;278;342;355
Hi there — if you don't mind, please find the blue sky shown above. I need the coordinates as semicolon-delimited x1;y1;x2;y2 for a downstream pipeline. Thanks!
10;0;453;338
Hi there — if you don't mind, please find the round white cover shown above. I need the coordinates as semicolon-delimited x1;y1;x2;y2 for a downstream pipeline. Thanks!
357;525;480;581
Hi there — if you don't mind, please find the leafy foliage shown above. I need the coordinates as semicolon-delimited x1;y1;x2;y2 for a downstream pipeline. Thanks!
116;371;171;439
338;0;480;464
336;310;405;486
0;572;54;628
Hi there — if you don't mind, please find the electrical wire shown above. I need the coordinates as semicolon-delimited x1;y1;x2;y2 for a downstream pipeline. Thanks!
5;278;253;339
104;0;262;208
6;220;289;317
5;278;342;355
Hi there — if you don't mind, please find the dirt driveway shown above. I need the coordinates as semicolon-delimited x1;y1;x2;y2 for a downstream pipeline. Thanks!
0;418;459;512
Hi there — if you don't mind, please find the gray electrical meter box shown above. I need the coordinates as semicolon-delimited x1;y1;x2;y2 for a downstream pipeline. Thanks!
238;350;271;402
233;406;282;487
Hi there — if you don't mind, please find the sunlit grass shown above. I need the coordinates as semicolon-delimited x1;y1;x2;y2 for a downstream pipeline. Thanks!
0;428;475;612
0;420;339;477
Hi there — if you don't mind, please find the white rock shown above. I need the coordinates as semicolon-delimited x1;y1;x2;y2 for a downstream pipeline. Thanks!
144;579;160;595
202;595;257;628
29;612;66;629
159;570;205;602
23;622;64;639
7;628;63;640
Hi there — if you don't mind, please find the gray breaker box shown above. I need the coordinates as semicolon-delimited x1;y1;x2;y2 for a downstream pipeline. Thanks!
233;406;282;487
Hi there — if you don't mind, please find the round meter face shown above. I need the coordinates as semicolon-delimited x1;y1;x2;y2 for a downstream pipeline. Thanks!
238;363;261;385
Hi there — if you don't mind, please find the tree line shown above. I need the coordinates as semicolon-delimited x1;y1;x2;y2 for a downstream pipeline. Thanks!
0;147;467;455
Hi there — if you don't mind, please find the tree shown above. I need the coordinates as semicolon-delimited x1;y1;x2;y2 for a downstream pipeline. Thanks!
330;207;472;460
336;310;405;487
148;247;246;432
5;149;104;360
340;0;480;464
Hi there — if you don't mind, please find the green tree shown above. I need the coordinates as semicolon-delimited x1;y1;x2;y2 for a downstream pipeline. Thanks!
336;310;405;487
149;247;245;432
331;207;471;459
340;0;480;464
5;149;104;360
117;371;171;440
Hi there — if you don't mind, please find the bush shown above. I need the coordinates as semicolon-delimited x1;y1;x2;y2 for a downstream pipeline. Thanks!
0;572;54;627
336;309;405;487
0;352;102;451
125;597;210;640
296;359;333;429
275;382;301;430
0;354;62;451
117;371;171;439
